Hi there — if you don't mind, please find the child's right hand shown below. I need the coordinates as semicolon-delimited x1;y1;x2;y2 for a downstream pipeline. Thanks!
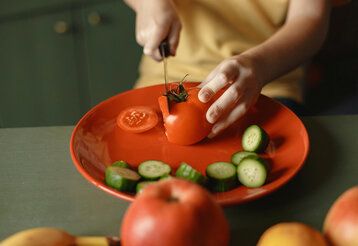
134;0;181;61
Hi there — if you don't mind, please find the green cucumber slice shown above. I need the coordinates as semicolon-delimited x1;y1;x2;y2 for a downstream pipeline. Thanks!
242;125;269;153
175;162;207;185
237;156;268;188
136;181;157;194
138;160;171;180
206;162;238;192
112;160;130;168
105;166;140;192
231;151;258;165
160;174;173;180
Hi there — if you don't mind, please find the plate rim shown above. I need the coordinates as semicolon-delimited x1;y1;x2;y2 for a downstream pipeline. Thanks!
70;83;310;206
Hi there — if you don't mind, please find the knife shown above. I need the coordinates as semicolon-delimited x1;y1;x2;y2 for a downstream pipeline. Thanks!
159;38;170;94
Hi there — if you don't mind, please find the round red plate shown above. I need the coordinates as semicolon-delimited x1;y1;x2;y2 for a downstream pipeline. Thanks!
70;83;309;206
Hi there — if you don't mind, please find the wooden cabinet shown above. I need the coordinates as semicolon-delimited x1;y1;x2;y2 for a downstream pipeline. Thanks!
80;1;141;106
0;10;82;127
0;0;141;127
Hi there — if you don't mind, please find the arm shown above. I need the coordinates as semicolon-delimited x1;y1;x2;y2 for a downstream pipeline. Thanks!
123;0;181;61
199;0;331;137
244;0;331;86
123;0;139;11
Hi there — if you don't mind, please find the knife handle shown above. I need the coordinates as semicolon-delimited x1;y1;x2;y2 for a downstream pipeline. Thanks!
159;38;170;58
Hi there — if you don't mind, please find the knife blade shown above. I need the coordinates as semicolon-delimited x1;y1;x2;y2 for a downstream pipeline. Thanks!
159;39;170;94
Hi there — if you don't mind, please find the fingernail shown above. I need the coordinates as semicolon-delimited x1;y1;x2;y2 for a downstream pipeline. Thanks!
208;111;218;124
208;125;219;138
199;90;211;103
143;47;151;55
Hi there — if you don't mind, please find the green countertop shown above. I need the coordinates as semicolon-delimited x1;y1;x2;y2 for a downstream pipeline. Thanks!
0;115;357;245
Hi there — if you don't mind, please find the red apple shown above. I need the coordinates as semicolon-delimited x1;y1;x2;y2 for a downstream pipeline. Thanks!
121;178;230;246
324;186;358;246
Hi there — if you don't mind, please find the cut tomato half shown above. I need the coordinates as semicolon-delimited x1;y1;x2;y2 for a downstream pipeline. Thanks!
117;106;159;133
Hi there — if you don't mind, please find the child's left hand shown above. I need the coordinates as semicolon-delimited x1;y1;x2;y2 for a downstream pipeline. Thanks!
198;55;263;138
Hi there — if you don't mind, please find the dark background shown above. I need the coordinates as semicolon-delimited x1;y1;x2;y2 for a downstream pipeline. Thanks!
305;1;358;115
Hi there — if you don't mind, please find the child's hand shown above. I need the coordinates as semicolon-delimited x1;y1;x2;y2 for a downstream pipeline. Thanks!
198;55;263;138
135;0;181;61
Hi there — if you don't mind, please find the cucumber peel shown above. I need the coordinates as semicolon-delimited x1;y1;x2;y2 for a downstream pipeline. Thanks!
105;166;141;192
112;160;130;168
231;151;258;165
175;162;207;186
206;162;238;192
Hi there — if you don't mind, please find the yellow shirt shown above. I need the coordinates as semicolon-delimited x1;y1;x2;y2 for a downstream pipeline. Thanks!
134;0;348;102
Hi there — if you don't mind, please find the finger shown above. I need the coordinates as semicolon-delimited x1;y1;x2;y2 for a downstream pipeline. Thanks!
203;59;239;85
152;49;162;61
208;95;251;138
143;24;169;61
168;21;182;56
198;66;220;88
198;60;239;103
198;59;232;88
136;32;145;46
206;83;243;124
144;46;163;62
135;23;145;46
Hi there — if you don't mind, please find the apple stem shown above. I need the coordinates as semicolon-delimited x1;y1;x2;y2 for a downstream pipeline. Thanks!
167;196;179;203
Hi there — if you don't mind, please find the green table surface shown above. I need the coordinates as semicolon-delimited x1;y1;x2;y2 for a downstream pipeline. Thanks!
0;115;357;245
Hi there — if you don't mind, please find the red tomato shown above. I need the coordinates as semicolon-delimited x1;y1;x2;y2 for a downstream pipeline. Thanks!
158;85;222;145
116;106;158;133
324;186;358;246
121;178;230;246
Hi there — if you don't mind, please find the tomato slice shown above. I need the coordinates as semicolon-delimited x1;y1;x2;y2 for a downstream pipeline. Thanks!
117;106;158;133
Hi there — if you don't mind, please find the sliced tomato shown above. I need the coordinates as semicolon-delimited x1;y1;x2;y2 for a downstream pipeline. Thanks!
117;106;158;133
158;83;226;145
158;88;210;145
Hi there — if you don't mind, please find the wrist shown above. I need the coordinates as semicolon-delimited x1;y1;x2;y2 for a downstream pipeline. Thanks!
132;0;174;13
233;53;266;90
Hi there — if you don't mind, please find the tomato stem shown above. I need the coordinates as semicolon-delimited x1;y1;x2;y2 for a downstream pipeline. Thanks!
164;74;189;103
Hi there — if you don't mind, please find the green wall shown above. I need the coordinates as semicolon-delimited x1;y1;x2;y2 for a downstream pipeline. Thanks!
0;0;142;127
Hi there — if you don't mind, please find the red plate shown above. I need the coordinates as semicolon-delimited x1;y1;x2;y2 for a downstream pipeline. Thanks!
70;83;309;206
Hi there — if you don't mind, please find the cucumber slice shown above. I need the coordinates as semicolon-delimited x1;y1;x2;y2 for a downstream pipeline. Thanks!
160;174;173;180
231;151;258;165
175;162;207;185
242;125;269;153
138;160;171;180
136;181;157;194
237;156;268;188
112;160;130;168
206;162;238;192
105;166;141;192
